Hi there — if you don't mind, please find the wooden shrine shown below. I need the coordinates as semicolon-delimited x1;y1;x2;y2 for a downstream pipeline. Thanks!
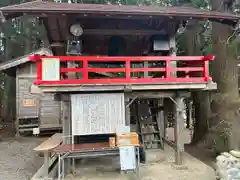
0;1;239;179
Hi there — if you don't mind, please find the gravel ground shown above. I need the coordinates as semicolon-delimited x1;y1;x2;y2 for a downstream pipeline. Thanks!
0;126;215;180
0;136;44;180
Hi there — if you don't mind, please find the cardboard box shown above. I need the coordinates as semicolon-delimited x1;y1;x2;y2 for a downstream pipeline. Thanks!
116;132;139;147
109;137;116;148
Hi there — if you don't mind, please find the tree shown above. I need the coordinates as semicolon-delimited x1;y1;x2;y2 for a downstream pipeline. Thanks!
0;0;43;123
176;0;212;145
202;0;240;152
183;21;211;144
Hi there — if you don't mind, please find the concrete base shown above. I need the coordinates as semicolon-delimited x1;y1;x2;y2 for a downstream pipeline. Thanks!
145;149;166;164
171;163;188;170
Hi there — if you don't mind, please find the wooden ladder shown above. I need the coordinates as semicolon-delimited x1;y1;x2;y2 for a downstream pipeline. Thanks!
136;100;164;150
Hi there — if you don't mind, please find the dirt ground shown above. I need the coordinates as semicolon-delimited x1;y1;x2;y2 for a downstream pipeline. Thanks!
0;136;44;180
0;122;44;180
0;124;216;180
62;128;216;180
64;145;216;180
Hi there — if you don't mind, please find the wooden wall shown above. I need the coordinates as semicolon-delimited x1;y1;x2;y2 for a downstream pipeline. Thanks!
81;35;148;56
43;16;174;56
16;62;61;130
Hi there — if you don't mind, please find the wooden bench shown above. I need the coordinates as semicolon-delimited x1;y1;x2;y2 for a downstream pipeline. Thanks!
32;133;62;180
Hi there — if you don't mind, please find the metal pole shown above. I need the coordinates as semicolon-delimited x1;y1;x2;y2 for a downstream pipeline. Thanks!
43;151;49;178
58;153;61;180
137;147;140;179
62;156;65;180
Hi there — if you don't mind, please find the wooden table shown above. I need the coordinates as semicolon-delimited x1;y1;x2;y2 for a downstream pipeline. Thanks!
54;142;119;180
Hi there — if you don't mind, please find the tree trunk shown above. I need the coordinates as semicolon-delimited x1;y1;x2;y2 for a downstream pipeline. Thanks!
208;0;240;152
2;39;15;122
192;91;211;144
184;21;211;144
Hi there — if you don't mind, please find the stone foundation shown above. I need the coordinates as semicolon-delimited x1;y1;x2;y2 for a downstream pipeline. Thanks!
145;149;166;164
216;150;240;180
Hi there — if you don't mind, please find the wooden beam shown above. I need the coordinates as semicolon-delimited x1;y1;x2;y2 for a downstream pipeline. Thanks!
38;83;216;93
82;29;167;36
28;13;172;21
134;91;190;98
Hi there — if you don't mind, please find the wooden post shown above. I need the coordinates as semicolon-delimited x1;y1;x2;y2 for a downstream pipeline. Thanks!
186;99;193;129
61;95;71;174
168;21;177;77
157;98;164;148
163;98;174;134
125;95;130;126
174;96;185;165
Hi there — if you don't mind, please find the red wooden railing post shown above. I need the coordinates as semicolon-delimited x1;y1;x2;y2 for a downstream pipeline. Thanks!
125;60;131;81
203;60;210;81
82;59;89;82
29;54;42;85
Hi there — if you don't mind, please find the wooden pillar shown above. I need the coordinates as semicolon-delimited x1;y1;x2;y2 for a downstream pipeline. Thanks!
174;96;185;165
168;21;177;77
186;99;193;129
125;95;130;126
157;98;164;148
163;98;174;136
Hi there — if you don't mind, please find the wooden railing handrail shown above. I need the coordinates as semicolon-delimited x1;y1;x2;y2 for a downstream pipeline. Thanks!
29;55;214;85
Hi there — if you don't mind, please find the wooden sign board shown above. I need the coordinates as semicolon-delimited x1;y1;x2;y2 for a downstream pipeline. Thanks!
23;99;36;107
42;58;60;81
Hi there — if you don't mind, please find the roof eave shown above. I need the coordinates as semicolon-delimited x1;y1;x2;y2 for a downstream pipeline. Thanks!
0;48;53;72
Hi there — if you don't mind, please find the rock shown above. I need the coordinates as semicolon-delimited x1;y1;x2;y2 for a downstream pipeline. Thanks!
222;152;232;158
227;174;233;180
234;162;240;169
226;168;239;176
215;152;240;180
230;150;240;158
235;172;240;179
217;169;227;179
0;124;3;130
216;155;228;168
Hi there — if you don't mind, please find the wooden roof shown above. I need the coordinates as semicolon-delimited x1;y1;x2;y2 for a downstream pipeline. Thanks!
0;1;239;22
0;48;52;72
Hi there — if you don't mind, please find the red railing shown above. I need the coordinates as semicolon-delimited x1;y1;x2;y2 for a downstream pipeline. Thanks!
29;55;214;85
